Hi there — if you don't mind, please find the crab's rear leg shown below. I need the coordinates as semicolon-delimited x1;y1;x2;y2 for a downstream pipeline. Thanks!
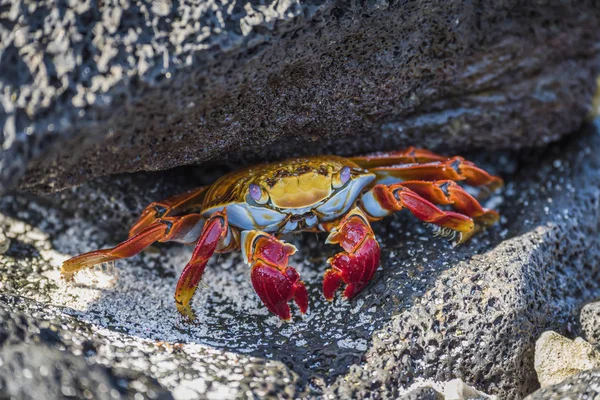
351;148;503;191
321;207;381;301
241;231;308;320
129;186;207;238
398;180;500;227
362;184;477;244
61;213;206;280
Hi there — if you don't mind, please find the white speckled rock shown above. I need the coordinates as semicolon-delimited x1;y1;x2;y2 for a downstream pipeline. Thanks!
580;301;600;345
534;331;600;388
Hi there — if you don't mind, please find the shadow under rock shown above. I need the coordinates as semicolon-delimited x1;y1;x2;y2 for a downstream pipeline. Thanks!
2;126;597;396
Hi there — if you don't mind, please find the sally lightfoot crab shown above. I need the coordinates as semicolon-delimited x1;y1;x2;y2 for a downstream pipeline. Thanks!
62;148;503;321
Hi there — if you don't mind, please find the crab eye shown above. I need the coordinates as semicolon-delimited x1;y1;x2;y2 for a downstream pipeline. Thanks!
340;167;351;184
333;166;352;188
248;184;268;204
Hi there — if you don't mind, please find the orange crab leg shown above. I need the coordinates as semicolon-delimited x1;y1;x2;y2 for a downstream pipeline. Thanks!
362;184;476;243
322;207;380;301
369;157;503;190
398;180;499;226
175;211;229;320
129;186;207;238
351;148;503;190
349;147;447;167
241;231;308;320
61;214;205;280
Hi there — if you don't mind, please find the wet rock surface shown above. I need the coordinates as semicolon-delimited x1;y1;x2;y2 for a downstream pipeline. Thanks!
0;122;599;398
525;369;600;400
2;1;600;194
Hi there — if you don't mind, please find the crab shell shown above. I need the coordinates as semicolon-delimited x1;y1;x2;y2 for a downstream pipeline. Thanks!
199;156;376;234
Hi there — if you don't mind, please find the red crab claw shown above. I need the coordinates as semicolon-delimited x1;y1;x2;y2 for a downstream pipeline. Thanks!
323;208;380;300
242;231;308;320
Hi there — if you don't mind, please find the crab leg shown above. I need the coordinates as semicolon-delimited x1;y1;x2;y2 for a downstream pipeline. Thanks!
349;146;447;167
362;184;477;243
174;211;229;320
351;148;503;190
241;230;308;320
322;207;380;301
129;186;207;237
398;180;499;226
61;214;206;280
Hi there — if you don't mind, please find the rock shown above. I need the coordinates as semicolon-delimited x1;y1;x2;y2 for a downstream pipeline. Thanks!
0;229;10;254
534;331;600;388
1;123;600;397
580;301;600;345
443;379;498;400
2;2;600;194
0;296;174;400
525;369;600;400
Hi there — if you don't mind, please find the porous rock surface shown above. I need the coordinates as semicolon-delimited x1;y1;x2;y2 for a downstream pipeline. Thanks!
1;124;599;398
580;301;600;345
525;369;600;400
2;1;600;194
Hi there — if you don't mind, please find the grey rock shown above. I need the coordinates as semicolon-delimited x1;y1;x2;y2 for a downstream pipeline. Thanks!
0;296;174;400
403;386;444;400
1;125;600;397
580;301;600;345
525;368;600;400
2;1;600;194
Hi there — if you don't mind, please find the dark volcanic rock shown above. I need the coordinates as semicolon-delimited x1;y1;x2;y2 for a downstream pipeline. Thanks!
525;369;600;400
2;1;600;194
1;127;600;395
0;296;174;400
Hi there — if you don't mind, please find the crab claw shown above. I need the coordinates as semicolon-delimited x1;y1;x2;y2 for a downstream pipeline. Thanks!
323;208;380;301
251;261;308;320
242;230;308;320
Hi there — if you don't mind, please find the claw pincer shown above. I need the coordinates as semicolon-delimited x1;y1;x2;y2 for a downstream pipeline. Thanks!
242;231;308;320
323;208;380;300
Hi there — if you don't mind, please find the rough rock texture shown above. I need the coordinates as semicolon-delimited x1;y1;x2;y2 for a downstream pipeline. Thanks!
0;296;174;399
580;301;600;345
2;1;600;194
525;369;600;400
534;331;600;388
1;125;599;398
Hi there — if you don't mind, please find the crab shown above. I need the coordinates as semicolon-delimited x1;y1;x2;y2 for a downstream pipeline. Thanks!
61;147;503;321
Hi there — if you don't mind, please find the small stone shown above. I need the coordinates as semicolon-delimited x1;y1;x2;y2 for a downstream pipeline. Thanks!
443;379;498;400
534;331;600;388
580;301;600;345
0;230;10;254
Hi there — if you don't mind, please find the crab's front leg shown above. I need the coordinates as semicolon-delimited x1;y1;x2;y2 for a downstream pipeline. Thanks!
241;231;308;320
174;211;231;320
322;207;381;300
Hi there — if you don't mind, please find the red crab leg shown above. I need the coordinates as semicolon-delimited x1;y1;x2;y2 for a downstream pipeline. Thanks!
351;148;503;190
129;186;207;238
61;214;206;280
398;180;499;226
174;211;229;320
322;207;380;301
362;184;476;243
242;231;308;320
